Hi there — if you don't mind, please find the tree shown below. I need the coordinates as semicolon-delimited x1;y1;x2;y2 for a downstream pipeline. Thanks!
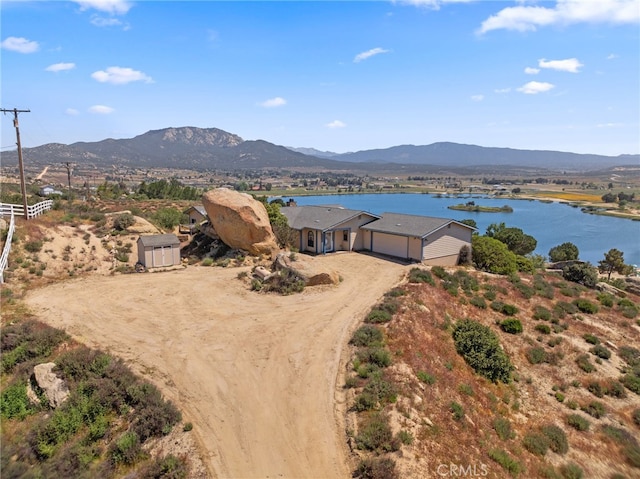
113;213;135;231
549;242;579;262
459;218;477;229
563;263;598;288
601;192;617;203
487;223;537;256
472;236;517;275
598;248;632;280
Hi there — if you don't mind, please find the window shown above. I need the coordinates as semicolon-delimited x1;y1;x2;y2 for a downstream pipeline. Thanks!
343;231;349;241
307;231;315;248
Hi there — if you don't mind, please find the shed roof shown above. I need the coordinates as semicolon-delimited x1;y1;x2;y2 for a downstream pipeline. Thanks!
361;212;474;238
184;205;207;216
138;234;181;247
280;205;379;231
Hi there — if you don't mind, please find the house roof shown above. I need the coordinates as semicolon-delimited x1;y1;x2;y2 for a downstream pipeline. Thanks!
138;234;181;247
184;205;207;216
280;205;379;231
361;212;475;238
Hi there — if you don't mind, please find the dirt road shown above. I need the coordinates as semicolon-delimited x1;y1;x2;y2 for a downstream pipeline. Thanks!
25;253;409;479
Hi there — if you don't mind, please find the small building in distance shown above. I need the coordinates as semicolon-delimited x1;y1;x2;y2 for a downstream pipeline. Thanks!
137;234;181;268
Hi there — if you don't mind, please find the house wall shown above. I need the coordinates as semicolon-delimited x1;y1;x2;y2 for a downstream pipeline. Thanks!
301;228;320;254
408;237;423;261
187;210;206;224
422;223;472;266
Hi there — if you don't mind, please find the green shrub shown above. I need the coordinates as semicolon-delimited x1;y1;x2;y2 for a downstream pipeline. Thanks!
470;296;487;309
366;309;392;324
141;454;188;479
113;213;135;231
386;287;406;297
493;417;514;440
351;325;384;347
591;344;611;360
581;401;605;418
398;429;414;445
542;424;569;454
621;373;640;394
559;462;583;479
110;431;141;465
586;380;604;398
500;318;523;334
1;381;35;420
619;346;640;367
583;333;600;345
576;354;596;373
488;448;522;476
24;240;43;253
554;301;578;318
633;408;640;427
523;432;550;456
407;268;435;285
535;324;551;335
491;301;519;316
472;235;518;275
572;299;598;314
526;347;547;365
452;319;513;383
566;414;590;431
597;293;614;307
353;457;398;479
458;383;474;396
562;263;598;288
450;401;465;421
515;282;535;299
183;422;193;432
533;306;552;321
355;412;399;453
416;371;436;385
202;257;214;266
356;347;392;368
353;372;397;411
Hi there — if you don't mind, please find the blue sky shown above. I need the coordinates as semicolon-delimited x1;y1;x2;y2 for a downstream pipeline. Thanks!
1;0;639;156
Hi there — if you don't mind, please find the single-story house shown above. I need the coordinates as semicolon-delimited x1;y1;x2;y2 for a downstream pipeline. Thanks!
361;212;475;266
39;185;63;196
281;206;474;265
137;234;181;268
280;205;380;254
184;205;207;225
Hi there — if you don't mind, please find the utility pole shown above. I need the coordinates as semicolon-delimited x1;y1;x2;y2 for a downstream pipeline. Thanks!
1;108;30;219
63;162;74;204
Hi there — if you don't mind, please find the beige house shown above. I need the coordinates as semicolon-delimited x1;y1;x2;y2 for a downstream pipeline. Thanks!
184;205;207;225
137;234;181;268
282;206;474;265
280;205;379;254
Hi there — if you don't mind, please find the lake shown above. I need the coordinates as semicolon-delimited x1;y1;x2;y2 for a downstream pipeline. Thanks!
284;193;640;266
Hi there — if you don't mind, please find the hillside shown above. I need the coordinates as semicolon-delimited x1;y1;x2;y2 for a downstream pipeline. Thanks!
1;126;636;173
345;266;640;478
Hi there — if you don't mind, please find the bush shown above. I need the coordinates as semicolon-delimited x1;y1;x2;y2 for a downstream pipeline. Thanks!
1;381;35;420
619;346;640;367
567;414;590;431
493;417;514;440
113;213;135;231
366;309;392;324
500;318;523;334
562;263;598;288
355;412;399;453
407;267;435;285
351;325;384;347
590;344;611;360
526;347;547;365
533;306;552;321
581;401;606;418
356;347;392;368
542;424;569;454
24;240;43;253
469;296;487;309
621;373;640;394
523;432;550;456
141;454;188;479
576;354;596;373
535;324;551;335
450;401;465;421
416;371;436;385
583;333;600;345
554;301;578;318
572;299;598;314
453;319;513;383
110;431;141;465
559;463;583;479
597;293;614;307
633;408;640;427
472;235;518;275
353;457;398;479
488;449;522;475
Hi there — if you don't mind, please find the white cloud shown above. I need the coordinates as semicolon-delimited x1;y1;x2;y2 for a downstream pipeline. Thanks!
478;0;640;34
90;16;124;27
73;0;132;15
538;57;583;73
494;87;511;93
607;53;619;60
395;0;475;9
471;94;484;102
524;67;540;74
88;105;114;114
354;47;390;63
597;122;623;128
1;36;39;54
66;108;80;116
326;120;346;129
91;66;153;84
517;81;555;94
260;97;287;108
46;62;76;72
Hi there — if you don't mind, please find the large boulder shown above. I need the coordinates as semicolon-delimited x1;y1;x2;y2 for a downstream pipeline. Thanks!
274;252;340;286
202;188;279;258
28;362;69;408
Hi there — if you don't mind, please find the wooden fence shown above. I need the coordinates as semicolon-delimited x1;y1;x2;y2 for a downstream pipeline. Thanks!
0;200;53;219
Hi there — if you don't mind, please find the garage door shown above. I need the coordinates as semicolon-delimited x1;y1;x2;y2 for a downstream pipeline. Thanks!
371;232;408;258
152;246;174;267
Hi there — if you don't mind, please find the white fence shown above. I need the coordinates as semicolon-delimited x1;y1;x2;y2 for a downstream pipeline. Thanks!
0;200;53;283
0;200;53;219
0;212;16;283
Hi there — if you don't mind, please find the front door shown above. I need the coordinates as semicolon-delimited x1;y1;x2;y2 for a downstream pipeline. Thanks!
324;232;334;253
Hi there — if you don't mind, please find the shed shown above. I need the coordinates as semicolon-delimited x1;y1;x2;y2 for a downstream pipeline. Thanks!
184;205;207;225
361;212;475;265
137;234;181;268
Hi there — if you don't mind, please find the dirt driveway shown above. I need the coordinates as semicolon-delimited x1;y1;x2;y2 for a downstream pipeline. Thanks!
25;252;409;479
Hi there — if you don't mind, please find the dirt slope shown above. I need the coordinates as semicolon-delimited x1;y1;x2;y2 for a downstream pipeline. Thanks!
24;253;409;478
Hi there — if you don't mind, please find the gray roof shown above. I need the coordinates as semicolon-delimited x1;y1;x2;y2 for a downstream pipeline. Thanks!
184;205;207;216
280;205;379;231
361;212;474;238
138;234;181;247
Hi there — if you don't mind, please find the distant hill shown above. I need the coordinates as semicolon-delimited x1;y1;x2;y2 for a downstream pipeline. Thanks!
333;142;638;171
1;126;636;172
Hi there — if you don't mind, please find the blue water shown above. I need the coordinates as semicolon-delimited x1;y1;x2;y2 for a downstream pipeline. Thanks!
284;193;640;266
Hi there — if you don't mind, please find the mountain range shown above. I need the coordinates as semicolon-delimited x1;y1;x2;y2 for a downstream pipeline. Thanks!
1;126;637;173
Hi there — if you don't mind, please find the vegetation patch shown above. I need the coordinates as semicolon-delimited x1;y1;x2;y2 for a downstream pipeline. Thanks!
488;448;522;476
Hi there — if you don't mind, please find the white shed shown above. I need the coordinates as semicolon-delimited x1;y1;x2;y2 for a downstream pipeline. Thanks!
137;234;181;268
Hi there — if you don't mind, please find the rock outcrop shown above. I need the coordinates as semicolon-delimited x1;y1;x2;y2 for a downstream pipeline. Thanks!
202;189;279;258
273;252;340;286
28;362;70;408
